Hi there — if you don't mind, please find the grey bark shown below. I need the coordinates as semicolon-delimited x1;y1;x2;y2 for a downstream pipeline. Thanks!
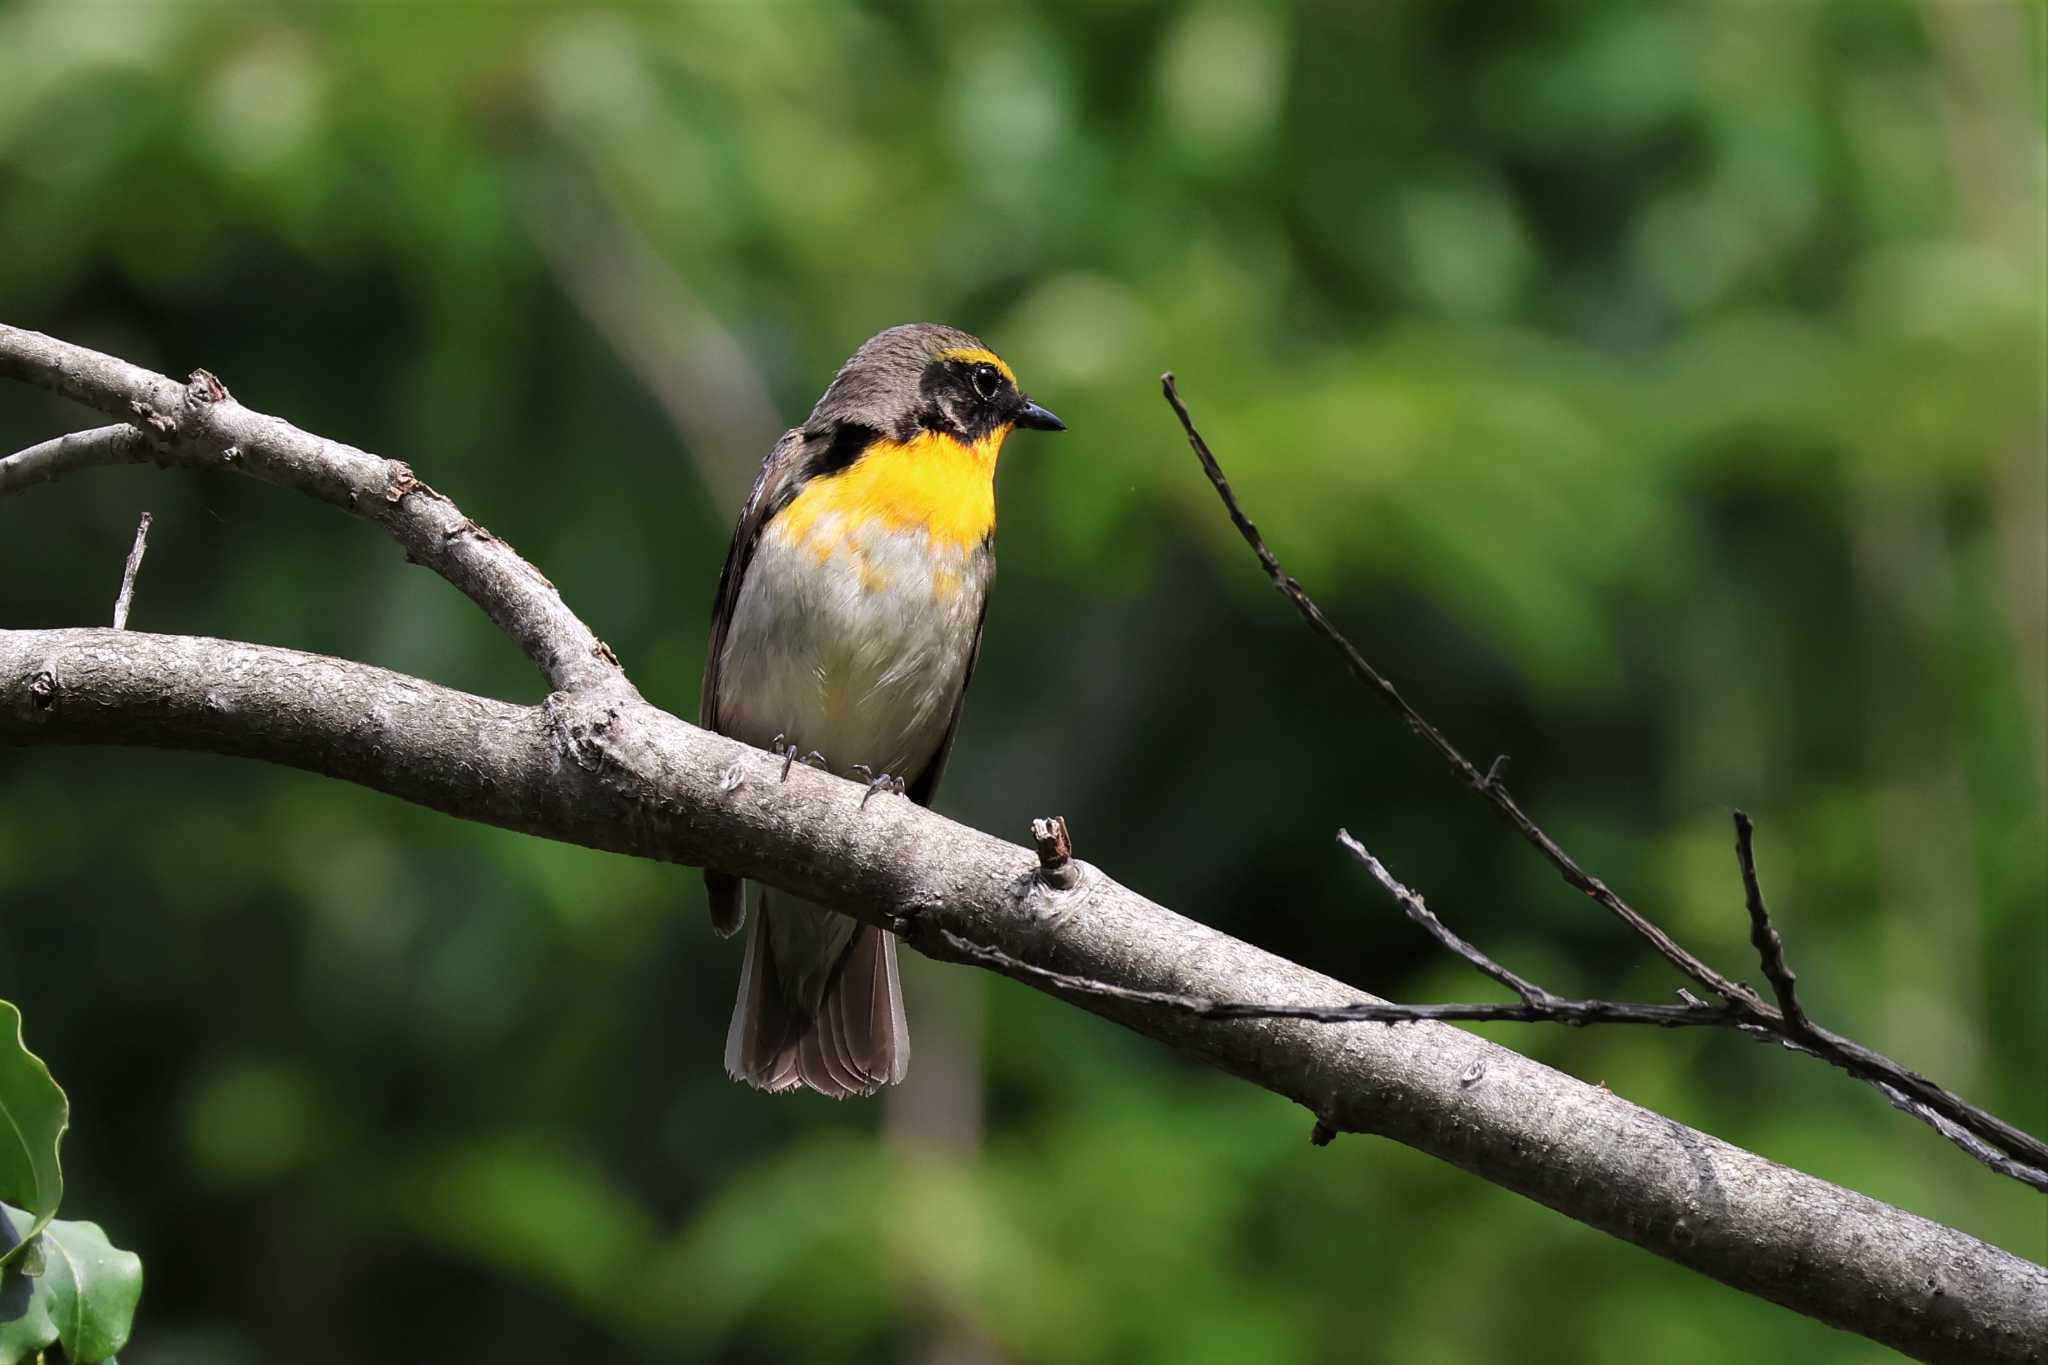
2;626;2042;1364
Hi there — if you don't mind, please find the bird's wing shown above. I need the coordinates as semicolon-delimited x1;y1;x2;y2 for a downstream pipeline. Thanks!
905;563;991;809
701;426;810;734
701;426;813;937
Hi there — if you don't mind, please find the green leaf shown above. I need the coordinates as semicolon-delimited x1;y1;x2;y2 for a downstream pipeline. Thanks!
0;1206;142;1365
0;1005;66;1272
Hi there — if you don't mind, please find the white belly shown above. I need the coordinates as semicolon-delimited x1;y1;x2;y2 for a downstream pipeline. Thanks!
717;517;990;781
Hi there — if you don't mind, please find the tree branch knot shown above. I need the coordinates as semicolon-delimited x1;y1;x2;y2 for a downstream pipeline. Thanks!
186;368;230;404
384;462;421;504
1031;815;1079;891
127;399;175;435
22;667;56;718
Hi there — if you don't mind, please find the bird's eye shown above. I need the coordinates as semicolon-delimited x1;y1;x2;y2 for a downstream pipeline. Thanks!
971;363;1002;402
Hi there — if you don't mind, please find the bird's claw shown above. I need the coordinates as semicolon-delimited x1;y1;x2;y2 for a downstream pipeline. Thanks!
852;765;906;807
771;735;828;782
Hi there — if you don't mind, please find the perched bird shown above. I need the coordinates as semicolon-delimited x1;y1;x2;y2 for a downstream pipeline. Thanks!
701;324;1064;1097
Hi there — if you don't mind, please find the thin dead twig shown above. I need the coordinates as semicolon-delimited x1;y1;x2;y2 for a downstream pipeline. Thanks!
935;927;1749;1028
1160;370;1763;1012
110;512;152;630
1734;810;1811;1034
1336;830;1553;1009
1159;371;2048;1191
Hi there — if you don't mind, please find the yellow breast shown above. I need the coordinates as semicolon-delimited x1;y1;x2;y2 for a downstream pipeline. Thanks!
771;426;1008;561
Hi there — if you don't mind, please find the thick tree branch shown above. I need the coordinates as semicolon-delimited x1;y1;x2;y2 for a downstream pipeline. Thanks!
0;324;624;695
1160;371;2048;1188
2;626;2043;1359
1;627;2044;1363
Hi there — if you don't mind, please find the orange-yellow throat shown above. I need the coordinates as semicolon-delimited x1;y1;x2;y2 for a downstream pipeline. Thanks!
772;425;1009;560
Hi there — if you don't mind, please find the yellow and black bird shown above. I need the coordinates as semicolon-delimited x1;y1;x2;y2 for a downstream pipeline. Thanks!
701;324;1064;1097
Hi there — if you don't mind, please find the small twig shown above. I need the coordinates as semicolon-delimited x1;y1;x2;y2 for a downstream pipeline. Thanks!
940;859;2048;1193
936;928;1746;1029
1873;1081;2048;1190
1732;810;1810;1034
110;512;153;630
1726;814;2048;1181
1336;830;1552;1008
1361;825;2048;1191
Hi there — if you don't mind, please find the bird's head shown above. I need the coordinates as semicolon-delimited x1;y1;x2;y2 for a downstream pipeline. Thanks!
807;323;1063;448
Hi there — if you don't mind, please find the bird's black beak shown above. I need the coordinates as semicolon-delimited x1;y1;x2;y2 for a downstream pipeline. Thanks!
1015;399;1065;432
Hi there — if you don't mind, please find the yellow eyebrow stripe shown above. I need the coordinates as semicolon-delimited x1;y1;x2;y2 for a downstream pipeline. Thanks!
933;347;1016;386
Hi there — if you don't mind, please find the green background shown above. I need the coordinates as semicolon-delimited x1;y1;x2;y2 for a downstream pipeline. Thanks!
2;1;2042;1361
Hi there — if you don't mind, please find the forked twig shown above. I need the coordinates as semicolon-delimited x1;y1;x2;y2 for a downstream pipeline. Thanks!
1150;371;2048;1191
1161;372;1763;1012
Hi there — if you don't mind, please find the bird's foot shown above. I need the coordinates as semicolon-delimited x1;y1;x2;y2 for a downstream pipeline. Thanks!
852;765;907;808
771;735;828;782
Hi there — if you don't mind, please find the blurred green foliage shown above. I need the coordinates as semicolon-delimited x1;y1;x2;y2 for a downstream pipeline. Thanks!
1;1;2042;1361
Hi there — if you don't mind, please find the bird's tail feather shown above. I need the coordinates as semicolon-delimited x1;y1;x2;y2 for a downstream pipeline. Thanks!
724;888;909;1098
704;869;745;939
